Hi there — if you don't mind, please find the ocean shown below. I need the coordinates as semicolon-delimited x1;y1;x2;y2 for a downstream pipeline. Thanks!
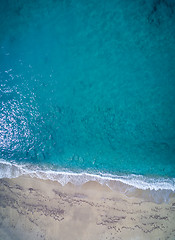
0;0;175;203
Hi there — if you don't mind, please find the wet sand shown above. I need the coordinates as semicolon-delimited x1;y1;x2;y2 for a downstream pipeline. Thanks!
0;176;175;240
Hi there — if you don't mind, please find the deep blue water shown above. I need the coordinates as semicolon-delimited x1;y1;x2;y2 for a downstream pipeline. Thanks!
0;0;175;178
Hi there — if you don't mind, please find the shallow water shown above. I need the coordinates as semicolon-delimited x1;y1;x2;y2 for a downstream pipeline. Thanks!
0;0;175;182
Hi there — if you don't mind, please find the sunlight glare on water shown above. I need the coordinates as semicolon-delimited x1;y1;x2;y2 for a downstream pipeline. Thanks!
0;0;175;177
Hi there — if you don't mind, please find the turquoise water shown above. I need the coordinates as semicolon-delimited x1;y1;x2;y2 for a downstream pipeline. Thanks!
0;0;175;182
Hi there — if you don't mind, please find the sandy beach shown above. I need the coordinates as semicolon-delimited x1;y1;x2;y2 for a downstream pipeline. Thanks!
0;176;175;240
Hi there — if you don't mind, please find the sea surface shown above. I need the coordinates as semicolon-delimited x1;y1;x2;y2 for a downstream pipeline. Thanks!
0;0;175;202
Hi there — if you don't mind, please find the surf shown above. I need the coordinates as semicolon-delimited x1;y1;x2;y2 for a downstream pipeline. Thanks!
0;159;174;204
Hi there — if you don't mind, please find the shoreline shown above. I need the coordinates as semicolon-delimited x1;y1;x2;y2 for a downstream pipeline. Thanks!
0;159;175;204
0;176;175;240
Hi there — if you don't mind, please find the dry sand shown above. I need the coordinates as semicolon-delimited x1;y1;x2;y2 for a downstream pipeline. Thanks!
0;176;175;240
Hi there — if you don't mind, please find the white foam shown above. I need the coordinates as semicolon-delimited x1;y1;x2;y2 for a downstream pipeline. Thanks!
0;159;174;192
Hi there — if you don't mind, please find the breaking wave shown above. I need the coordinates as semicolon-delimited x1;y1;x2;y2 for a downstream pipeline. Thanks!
0;159;175;203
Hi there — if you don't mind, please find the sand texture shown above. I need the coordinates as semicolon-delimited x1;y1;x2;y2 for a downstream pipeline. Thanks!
0;176;175;240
